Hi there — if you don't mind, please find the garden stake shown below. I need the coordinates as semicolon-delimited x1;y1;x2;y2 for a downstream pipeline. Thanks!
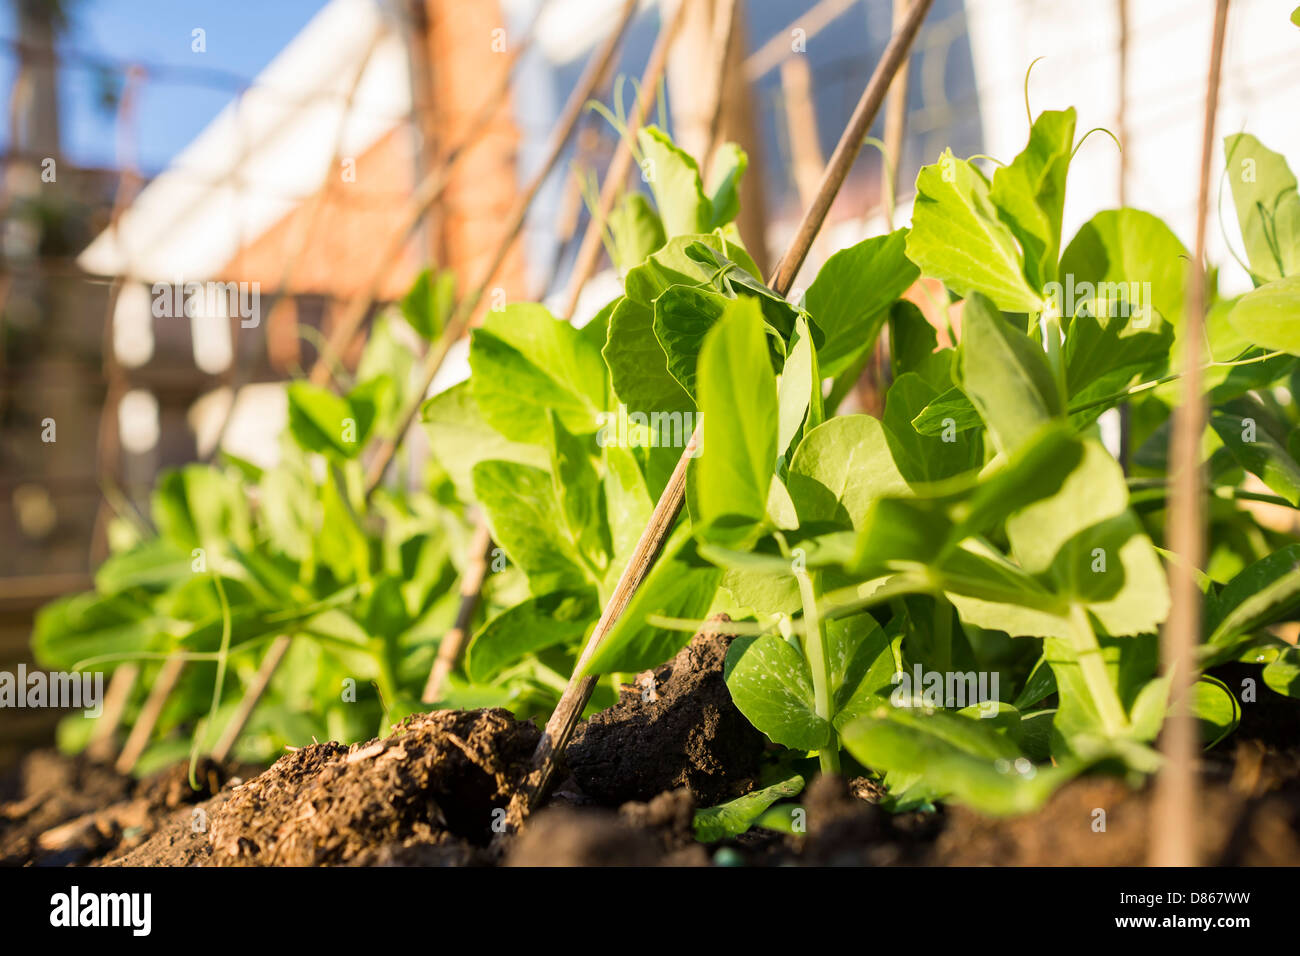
504;0;937;833
86;663;137;762
114;655;185;775
210;634;292;764
421;523;491;703
1151;0;1230;868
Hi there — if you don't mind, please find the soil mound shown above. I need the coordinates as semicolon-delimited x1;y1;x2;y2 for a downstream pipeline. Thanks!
208;708;539;865
566;621;765;805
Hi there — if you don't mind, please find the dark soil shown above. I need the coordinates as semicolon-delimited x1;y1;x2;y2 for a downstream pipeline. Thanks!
0;753;237;866
566;621;765;805
7;637;1299;867
209;708;539;865
506;790;708;866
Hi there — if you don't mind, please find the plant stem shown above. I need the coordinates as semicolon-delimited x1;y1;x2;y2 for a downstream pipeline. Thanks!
932;595;952;677
794;565;839;774
1067;604;1128;738
1068;348;1286;416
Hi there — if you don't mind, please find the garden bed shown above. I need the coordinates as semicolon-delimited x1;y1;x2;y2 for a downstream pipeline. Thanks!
6;628;1297;867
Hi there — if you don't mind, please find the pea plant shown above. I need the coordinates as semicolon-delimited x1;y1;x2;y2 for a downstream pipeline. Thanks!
683;114;1300;825
30;104;1300;838
432;112;1300;829
32;303;477;768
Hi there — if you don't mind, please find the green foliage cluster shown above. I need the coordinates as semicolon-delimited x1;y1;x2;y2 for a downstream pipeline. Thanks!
33;109;1300;840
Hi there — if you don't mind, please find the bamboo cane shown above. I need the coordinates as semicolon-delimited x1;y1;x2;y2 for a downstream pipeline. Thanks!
114;655;185;774
422;523;492;703
1150;0;1230;868
503;0;937;830
210;634;292;763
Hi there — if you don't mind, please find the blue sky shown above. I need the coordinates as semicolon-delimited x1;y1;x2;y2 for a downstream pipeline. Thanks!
2;0;329;172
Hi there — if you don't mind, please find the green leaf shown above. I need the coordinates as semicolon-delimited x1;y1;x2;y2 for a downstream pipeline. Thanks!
1223;133;1300;283
465;588;599;683
1013;659;1058;711
1006;440;1168;637
906;151;1042;313
910;386;984;437
693;770;805;843
889;300;940;381
1206;544;1300;648
1059;208;1189;332
605;296;693;416
724;633;831;750
883;372;981;484
653;284;730;397
851;497;954;575
602;443;654;569
472;460;590;593
317;469;369;583
93;537;194;594
957;292;1064;454
548;412;609;572
933;544;1068;637
1292;5;1300;27
151;465;252;552
1226;276;1300;355
1263;645;1300;698
469;303;609;443
607;193;666;272
719;565;801;618
604;234;748;416
420;382;548;502
841;706;1072;815
1211;406;1300;505
827;612;898;728
989;108;1076;289
1189;675;1240;748
32;591;159;671
356;315;415;431
400;268;456;341
805;230;919;375
776;316;823;459
787;416;908;531
683;241;799;343
694;297;778;546
582;528;721;675
286;383;364;458
959;423;1084;538
704;143;748;230
344;375;389;446
1063;308;1173;409
637;125;710;237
